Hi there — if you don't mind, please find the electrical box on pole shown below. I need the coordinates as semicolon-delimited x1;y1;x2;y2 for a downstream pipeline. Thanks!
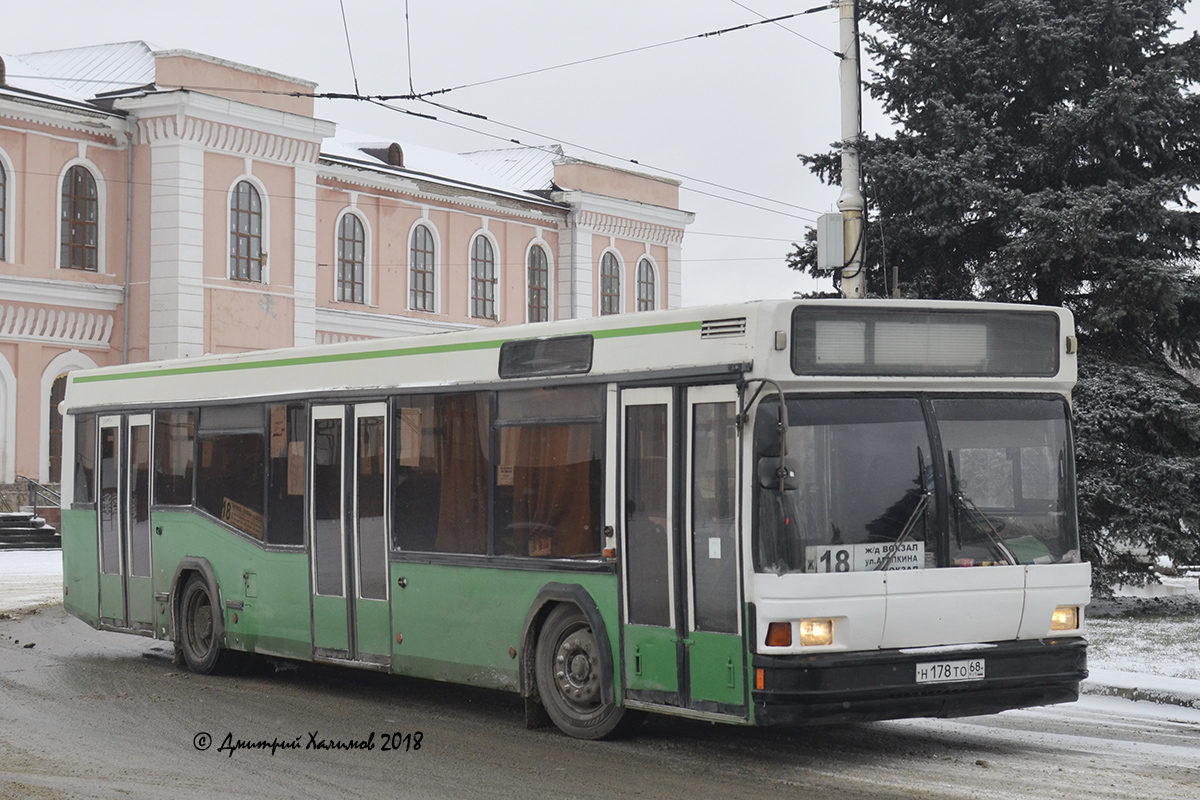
816;212;844;272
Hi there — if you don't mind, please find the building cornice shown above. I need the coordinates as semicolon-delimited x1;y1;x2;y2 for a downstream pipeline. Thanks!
115;90;335;163
319;160;568;224
0;94;126;139
0;275;125;310
553;190;694;246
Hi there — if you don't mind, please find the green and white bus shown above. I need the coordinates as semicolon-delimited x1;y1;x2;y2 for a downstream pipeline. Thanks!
60;299;1089;738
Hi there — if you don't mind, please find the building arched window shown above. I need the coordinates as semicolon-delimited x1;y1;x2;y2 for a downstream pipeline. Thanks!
410;223;436;311
600;252;621;316
337;212;366;303
470;235;496;320
48;373;68;483
61;165;99;271
637;258;656;312
230;181;264;282
0;159;6;261
527;244;549;322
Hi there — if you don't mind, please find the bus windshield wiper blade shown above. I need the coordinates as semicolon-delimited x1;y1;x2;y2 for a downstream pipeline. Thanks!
875;490;930;571
947;452;1017;566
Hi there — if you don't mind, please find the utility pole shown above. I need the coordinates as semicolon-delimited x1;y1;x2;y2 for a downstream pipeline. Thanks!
838;0;865;299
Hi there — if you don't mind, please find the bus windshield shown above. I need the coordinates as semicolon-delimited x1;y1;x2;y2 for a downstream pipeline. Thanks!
754;395;1080;574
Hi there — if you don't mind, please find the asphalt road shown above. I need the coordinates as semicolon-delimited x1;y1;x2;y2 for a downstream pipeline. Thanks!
2;604;1198;800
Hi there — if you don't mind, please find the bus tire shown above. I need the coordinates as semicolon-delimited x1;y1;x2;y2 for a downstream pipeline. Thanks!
178;574;227;675
534;604;635;739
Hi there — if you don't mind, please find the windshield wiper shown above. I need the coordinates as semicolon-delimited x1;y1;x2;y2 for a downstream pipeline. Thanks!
876;447;931;571
947;451;1018;566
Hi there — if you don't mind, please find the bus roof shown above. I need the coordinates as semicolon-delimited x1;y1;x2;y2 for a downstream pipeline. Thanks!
62;299;1076;412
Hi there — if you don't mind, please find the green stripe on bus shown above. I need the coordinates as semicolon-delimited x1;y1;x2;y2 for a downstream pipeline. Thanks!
73;319;704;383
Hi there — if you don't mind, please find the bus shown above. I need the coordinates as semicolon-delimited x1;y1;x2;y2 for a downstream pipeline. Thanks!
59;299;1089;739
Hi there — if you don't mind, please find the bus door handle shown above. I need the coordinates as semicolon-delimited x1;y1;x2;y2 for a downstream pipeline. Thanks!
155;526;163;536
397;577;408;589
671;637;694;646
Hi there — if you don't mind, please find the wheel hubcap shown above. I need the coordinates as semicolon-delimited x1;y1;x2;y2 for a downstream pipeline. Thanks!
554;627;600;709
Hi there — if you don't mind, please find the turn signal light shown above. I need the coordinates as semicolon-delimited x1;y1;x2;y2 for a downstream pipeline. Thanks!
799;618;834;647
765;622;792;647
1050;606;1079;631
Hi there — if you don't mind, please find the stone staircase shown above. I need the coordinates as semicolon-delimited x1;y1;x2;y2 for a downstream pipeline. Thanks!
0;511;60;549
0;479;60;549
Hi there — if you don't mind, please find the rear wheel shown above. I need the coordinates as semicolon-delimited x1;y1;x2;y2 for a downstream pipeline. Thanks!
535;604;638;739
178;575;227;674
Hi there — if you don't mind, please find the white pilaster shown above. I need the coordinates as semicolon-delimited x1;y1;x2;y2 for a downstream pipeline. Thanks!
558;218;593;320
148;140;206;360
293;163;319;346
667;241;683;310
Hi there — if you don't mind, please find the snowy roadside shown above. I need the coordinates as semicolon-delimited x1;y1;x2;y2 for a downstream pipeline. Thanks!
2;550;1198;711
0;548;63;613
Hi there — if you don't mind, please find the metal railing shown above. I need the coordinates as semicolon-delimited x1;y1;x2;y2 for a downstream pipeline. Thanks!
13;476;61;519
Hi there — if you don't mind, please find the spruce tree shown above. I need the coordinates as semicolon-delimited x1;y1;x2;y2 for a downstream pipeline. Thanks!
791;0;1200;587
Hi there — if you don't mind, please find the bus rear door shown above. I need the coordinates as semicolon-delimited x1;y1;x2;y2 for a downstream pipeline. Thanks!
309;403;391;666
96;413;154;632
619;385;746;718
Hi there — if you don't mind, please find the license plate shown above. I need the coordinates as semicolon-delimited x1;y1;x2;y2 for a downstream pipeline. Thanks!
915;658;985;684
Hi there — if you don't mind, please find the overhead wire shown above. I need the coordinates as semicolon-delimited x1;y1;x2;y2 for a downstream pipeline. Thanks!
725;0;837;53
391;4;842;100
338;0;362;96
404;0;416;95
411;96;821;220
11;3;839;226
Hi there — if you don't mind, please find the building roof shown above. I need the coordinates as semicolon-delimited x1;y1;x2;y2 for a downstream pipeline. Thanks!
17;41;158;98
2;41;604;206
323;131;555;205
1;51;85;103
461;145;562;193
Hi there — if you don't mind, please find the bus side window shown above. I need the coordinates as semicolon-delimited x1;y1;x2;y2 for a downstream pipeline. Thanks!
392;393;490;556
266;404;305;546
74;413;97;505
154;410;195;506
493;423;602;558
196;405;266;540
493;387;604;559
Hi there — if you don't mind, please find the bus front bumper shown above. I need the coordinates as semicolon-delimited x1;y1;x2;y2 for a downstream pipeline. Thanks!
751;637;1087;726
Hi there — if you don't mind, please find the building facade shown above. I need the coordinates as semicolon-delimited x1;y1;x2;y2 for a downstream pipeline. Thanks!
0;42;692;484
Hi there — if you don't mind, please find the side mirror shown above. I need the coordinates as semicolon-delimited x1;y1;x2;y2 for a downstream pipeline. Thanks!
757;457;801;491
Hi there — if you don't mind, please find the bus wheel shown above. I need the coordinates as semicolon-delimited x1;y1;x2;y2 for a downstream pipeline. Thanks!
178;575;225;675
535;604;634;739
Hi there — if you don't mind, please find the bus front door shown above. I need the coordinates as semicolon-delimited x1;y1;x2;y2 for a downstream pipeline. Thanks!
619;385;746;718
96;414;154;632
309;404;391;667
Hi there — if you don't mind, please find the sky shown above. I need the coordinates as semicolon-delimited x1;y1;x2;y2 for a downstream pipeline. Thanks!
6;1;1200;307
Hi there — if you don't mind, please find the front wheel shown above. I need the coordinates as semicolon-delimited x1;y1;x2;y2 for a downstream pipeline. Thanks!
178;574;228;674
534;604;637;739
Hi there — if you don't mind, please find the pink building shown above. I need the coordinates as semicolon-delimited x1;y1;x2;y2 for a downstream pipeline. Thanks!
0;42;693;486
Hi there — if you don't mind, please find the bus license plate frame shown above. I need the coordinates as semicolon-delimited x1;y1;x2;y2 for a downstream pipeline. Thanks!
915;658;985;684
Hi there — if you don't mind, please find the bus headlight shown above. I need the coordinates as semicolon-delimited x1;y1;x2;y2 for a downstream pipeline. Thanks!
799;618;833;646
1050;606;1079;631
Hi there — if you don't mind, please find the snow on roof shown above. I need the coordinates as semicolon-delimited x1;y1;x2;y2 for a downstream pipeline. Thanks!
0;50;95;106
18;41;157;99
461;145;563;193
323;131;549;202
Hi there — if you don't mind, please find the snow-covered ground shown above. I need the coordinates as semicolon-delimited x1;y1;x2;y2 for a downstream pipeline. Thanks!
1088;575;1200;681
0;548;63;611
